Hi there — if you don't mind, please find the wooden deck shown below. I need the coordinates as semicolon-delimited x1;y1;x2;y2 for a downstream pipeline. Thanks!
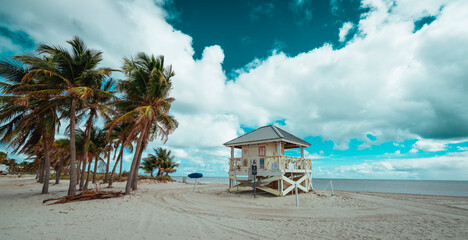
228;156;312;196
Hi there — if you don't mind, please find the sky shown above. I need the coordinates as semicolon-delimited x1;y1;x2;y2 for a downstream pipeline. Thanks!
1;0;468;180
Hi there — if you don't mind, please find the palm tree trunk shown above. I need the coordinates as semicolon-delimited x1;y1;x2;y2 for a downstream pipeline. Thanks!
80;117;94;188
92;156;98;184
104;150;110;182
84;158;92;189
108;146;123;188
125;128;146;195
79;157;87;190
38;159;44;183
131;148;142;190
76;157;81;184
68;97;77;196
42;135;51;194
55;157;64;184
131;138;147;190
119;152;123;180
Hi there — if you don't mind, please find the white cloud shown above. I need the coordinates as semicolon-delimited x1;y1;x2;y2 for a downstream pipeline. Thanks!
409;148;418;153
316;151;468;180
358;143;371;150
122;153;133;163
339;22;354;42
304;150;323;160
0;35;21;54
3;0;467;150
412;138;468;152
1;0;468;178
412;139;447;152
226;0;468;149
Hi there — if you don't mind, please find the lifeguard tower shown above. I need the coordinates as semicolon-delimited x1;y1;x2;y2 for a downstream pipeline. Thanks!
224;125;312;196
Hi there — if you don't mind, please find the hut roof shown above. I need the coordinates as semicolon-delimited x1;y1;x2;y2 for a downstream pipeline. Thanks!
224;125;311;149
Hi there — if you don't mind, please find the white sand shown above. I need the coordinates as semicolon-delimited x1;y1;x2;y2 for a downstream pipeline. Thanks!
1;176;467;239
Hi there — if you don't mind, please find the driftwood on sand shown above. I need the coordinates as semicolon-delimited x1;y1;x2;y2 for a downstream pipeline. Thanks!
43;190;124;205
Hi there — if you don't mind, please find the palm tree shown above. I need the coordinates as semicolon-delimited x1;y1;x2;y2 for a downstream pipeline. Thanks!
153;148;178;176
19;36;113;195
107;123;134;188
140;155;158;178
0;152;7;162
75;126;106;189
77;78;115;186
50;138;70;184
109;53;178;194
0;57;59;193
90;128;108;184
148;147;170;176
160;158;179;176
141;148;177;177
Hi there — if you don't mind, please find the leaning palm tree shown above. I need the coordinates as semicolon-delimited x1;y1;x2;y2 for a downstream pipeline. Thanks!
0;57;59;194
20;37;113;195
108;53;178;194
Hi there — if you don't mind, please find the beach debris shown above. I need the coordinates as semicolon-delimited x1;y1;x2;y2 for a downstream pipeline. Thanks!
310;189;326;198
43;190;124;205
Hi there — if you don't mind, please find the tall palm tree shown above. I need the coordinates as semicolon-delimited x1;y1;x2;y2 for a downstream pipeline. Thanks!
0;57;59;193
77;79;115;189
75;126;105;189
109;53;178;194
19;36;113;195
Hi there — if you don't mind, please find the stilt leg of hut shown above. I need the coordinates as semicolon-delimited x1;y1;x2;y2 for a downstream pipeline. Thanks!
307;172;313;190
280;174;284;196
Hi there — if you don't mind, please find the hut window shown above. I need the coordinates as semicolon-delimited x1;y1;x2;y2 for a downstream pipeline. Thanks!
258;146;266;157
260;158;265;169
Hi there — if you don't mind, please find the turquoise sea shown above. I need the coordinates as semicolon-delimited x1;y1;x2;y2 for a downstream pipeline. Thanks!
171;176;468;197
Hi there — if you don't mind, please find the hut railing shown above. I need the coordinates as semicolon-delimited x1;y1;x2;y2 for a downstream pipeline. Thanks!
229;158;242;171
264;156;312;172
229;156;311;172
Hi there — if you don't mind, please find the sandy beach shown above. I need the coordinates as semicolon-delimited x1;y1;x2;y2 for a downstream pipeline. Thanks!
1;176;467;240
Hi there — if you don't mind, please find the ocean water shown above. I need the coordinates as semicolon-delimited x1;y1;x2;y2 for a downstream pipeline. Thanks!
171;176;468;197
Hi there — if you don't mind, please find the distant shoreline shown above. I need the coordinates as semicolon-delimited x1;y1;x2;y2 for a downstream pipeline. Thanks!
172;176;468;197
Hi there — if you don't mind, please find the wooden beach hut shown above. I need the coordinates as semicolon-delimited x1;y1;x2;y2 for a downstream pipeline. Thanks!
224;125;312;196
